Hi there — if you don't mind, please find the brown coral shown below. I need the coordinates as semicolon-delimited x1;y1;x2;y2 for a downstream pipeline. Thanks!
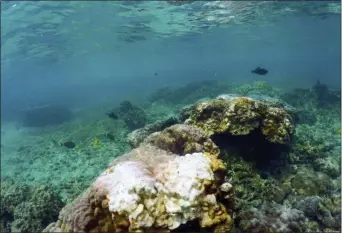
261;107;295;144
126;116;179;148
143;124;220;157
186;96;294;144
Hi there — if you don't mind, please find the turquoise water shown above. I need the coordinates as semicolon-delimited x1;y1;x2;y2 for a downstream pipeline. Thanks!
1;1;341;233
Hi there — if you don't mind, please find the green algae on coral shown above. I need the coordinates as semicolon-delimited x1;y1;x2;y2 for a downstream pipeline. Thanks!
186;95;295;144
143;123;220;157
290;167;334;196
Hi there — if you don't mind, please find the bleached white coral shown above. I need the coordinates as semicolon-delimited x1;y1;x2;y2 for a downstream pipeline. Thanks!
44;145;233;233
154;153;214;201
96;161;157;214
94;152;218;231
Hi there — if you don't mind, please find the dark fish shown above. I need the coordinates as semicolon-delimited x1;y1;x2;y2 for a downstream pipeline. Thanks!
60;141;76;149
154;72;158;76
106;132;116;141
252;67;268;75
107;112;118;120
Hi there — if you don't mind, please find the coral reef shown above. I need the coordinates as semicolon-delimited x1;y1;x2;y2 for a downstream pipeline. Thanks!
2;80;340;233
294;194;341;229
178;104;194;122
112;100;148;131
290;114;341;178
281;80;340;110
316;194;341;229
185;95;295;144
236;203;307;233
1;109;131;204
143;124;220;156
311;80;340;108
126;116;179;148
289;167;335;196
0;179;64;233
292;109;317;125
222;150;292;210
144;102;178;123
43;145;234;233
230;81;281;97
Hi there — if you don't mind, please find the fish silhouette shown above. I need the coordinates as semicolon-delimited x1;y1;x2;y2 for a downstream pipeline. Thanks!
60;141;76;149
252;67;268;75
107;112;118;120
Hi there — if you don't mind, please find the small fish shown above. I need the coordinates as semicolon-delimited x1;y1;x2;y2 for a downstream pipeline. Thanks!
106;132;116;141
60;141;76;149
92;137;101;148
154;72;158;76
107;112;118;120
252;67;268;75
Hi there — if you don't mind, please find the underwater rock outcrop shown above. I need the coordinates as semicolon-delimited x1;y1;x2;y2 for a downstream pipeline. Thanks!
280;81;340;111
112;101;148;131
126;116;179;148
43;144;234;233
183;94;295;144
143;124;220;157
311;80;340;108
22;105;73;127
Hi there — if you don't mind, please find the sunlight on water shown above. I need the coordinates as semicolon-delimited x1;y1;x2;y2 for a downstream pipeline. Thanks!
1;1;340;64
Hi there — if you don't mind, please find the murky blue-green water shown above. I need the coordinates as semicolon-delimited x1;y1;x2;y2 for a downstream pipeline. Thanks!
1;1;341;233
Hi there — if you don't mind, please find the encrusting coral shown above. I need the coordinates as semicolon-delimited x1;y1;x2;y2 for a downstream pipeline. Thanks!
126;116;179;148
143;124;220;157
236;203;307;233
185;94;295;144
0;180;64;233
111;100;148;131
43;144;234;233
